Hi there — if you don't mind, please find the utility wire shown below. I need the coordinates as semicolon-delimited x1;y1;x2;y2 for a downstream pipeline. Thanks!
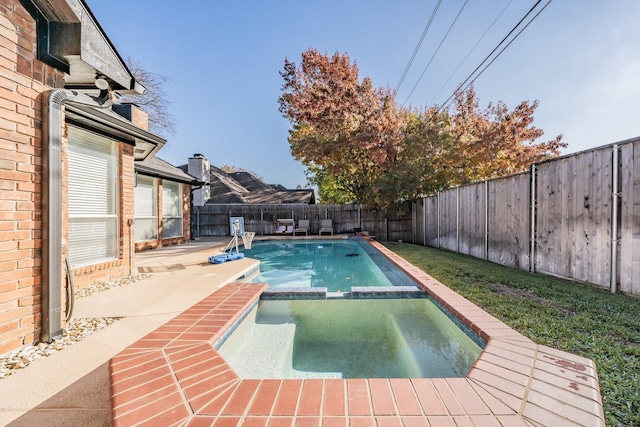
395;0;443;93
436;0;552;113
402;0;470;106
428;0;514;105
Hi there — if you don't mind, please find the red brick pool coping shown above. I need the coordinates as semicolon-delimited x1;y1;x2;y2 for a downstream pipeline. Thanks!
109;238;606;426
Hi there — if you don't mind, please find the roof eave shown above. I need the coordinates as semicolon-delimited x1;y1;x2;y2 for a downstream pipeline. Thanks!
65;101;165;160
20;0;144;94
135;162;203;186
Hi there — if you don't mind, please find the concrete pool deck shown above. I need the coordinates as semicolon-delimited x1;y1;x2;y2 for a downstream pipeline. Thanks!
0;236;605;426
0;237;253;426
109;236;605;426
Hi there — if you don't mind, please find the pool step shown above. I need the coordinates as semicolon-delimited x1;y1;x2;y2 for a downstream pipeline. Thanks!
219;322;296;379
389;312;466;377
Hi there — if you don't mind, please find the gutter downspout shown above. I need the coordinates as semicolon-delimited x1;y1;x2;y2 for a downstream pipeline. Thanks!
41;88;112;343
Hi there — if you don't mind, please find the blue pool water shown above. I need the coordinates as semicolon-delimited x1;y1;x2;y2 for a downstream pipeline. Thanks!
242;239;394;292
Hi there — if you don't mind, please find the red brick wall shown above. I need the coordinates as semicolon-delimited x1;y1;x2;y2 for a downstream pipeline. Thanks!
0;1;64;355
0;1;140;354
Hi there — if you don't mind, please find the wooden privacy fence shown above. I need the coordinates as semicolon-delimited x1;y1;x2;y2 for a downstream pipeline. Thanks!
413;137;640;297
192;203;413;243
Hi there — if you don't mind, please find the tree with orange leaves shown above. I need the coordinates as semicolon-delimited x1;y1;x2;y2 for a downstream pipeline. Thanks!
443;86;565;186
279;48;405;206
279;48;565;209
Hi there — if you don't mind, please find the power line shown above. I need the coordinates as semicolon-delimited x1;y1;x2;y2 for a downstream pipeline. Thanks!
436;0;553;113
395;0;443;93
402;0;470;106
428;0;514;105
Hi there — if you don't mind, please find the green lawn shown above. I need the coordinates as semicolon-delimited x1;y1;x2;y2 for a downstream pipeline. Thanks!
384;242;640;427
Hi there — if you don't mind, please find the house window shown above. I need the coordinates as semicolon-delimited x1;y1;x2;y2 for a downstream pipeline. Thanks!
134;175;158;242
162;180;182;238
67;126;118;267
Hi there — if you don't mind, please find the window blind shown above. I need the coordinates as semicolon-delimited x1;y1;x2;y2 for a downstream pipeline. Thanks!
162;180;182;238
134;175;158;242
67;126;118;267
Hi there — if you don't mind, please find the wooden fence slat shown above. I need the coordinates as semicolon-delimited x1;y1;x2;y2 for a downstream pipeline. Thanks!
486;174;530;269
458;183;485;258
424;196;439;247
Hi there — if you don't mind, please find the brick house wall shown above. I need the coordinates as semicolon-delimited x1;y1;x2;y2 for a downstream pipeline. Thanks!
0;1;63;355
0;1;144;355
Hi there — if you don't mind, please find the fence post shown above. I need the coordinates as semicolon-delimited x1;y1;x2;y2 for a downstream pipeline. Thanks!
423;196;426;247
484;181;489;260
530;164;537;273
611;145;619;293
437;191;441;249
456;186;460;253
386;218;389;241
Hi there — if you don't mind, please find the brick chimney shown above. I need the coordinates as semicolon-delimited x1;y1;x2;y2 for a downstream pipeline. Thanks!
112;103;149;130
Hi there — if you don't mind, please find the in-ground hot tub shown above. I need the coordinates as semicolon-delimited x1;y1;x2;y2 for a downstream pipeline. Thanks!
219;297;484;379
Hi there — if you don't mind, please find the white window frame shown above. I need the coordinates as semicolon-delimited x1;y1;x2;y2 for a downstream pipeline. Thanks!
134;174;158;242
67;126;119;267
161;180;183;238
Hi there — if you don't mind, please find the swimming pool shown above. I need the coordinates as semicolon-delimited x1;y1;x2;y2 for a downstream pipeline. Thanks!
227;236;485;380
218;298;483;379
242;238;395;292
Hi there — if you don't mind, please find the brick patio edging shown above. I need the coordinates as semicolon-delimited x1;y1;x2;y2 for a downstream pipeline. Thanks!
109;241;605;426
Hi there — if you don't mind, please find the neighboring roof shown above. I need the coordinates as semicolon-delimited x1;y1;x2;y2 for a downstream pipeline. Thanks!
275;189;316;204
225;170;315;204
208;166;251;203
178;164;315;204
230;172;274;193
136;157;202;185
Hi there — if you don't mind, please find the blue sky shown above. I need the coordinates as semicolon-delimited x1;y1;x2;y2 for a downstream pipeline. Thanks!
87;0;640;189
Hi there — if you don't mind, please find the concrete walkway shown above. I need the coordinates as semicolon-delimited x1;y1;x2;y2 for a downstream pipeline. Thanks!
0;238;258;427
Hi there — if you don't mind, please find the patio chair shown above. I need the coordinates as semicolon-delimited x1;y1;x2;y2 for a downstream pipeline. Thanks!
294;219;310;236
275;219;294;234
319;219;333;235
